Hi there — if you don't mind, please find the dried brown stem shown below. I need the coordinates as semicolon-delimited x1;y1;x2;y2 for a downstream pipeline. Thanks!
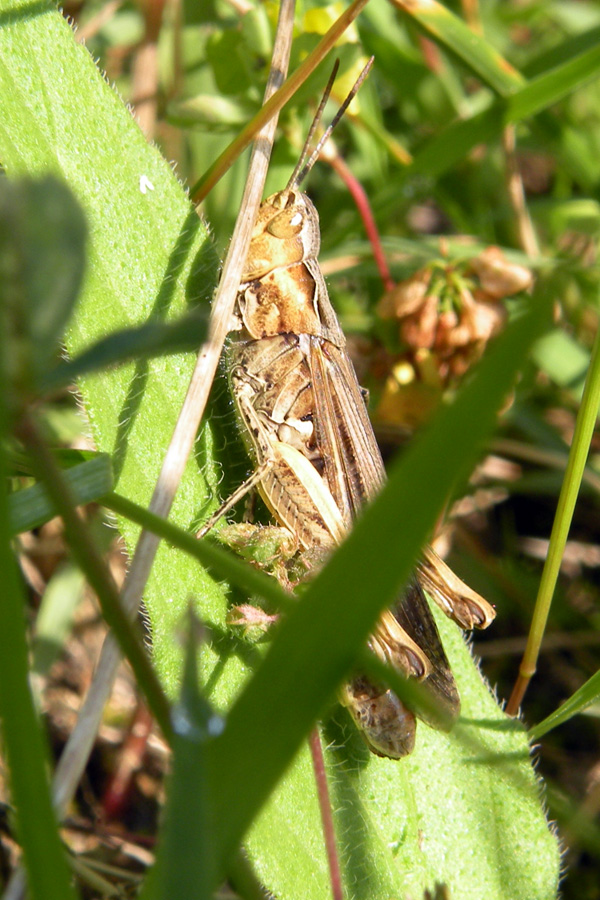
502;124;539;258
76;0;123;44
131;0;167;140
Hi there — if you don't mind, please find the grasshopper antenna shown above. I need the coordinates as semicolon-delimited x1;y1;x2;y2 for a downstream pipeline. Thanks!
287;55;374;192
285;59;340;191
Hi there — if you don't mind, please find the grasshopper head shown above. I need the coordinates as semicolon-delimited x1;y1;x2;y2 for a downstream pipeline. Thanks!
237;187;328;339
241;188;320;282
237;58;374;340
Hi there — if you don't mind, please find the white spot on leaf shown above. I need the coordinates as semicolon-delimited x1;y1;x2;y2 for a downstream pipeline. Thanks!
139;174;155;194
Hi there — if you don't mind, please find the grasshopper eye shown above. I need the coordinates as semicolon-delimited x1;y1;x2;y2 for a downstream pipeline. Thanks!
267;207;304;239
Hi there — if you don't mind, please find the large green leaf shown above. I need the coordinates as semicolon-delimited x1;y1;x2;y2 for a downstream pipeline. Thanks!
0;0;225;697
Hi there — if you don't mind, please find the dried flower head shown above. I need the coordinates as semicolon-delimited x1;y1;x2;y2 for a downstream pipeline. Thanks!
375;246;532;426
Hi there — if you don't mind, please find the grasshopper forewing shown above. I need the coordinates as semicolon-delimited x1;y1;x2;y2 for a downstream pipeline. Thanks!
221;60;495;758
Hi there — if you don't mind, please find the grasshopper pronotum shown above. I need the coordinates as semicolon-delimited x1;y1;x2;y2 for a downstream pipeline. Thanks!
208;60;495;758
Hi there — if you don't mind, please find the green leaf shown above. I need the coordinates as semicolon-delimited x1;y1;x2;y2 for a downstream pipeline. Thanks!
406;38;600;182
150;611;217;900
531;669;600;741
168;94;259;129
9;454;113;535
31;563;86;679
0;176;86;391
0;501;82;900
531;329;590;392
41;311;209;394
395;0;523;95
0;0;224;703
206;29;257;96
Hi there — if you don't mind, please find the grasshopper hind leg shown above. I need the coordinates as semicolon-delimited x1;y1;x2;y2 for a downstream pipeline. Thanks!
392;578;460;731
342;579;461;759
341;602;427;759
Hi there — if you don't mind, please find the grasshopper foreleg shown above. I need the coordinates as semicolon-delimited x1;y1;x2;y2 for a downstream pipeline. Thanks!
196;460;274;539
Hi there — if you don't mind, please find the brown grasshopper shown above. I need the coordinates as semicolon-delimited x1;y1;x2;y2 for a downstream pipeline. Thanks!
208;61;495;757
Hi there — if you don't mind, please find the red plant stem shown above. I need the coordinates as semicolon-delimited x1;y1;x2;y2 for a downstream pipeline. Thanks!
327;151;395;295
102;701;154;821
309;728;344;900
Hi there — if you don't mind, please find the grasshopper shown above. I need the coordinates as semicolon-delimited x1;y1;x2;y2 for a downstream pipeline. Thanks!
210;61;495;758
